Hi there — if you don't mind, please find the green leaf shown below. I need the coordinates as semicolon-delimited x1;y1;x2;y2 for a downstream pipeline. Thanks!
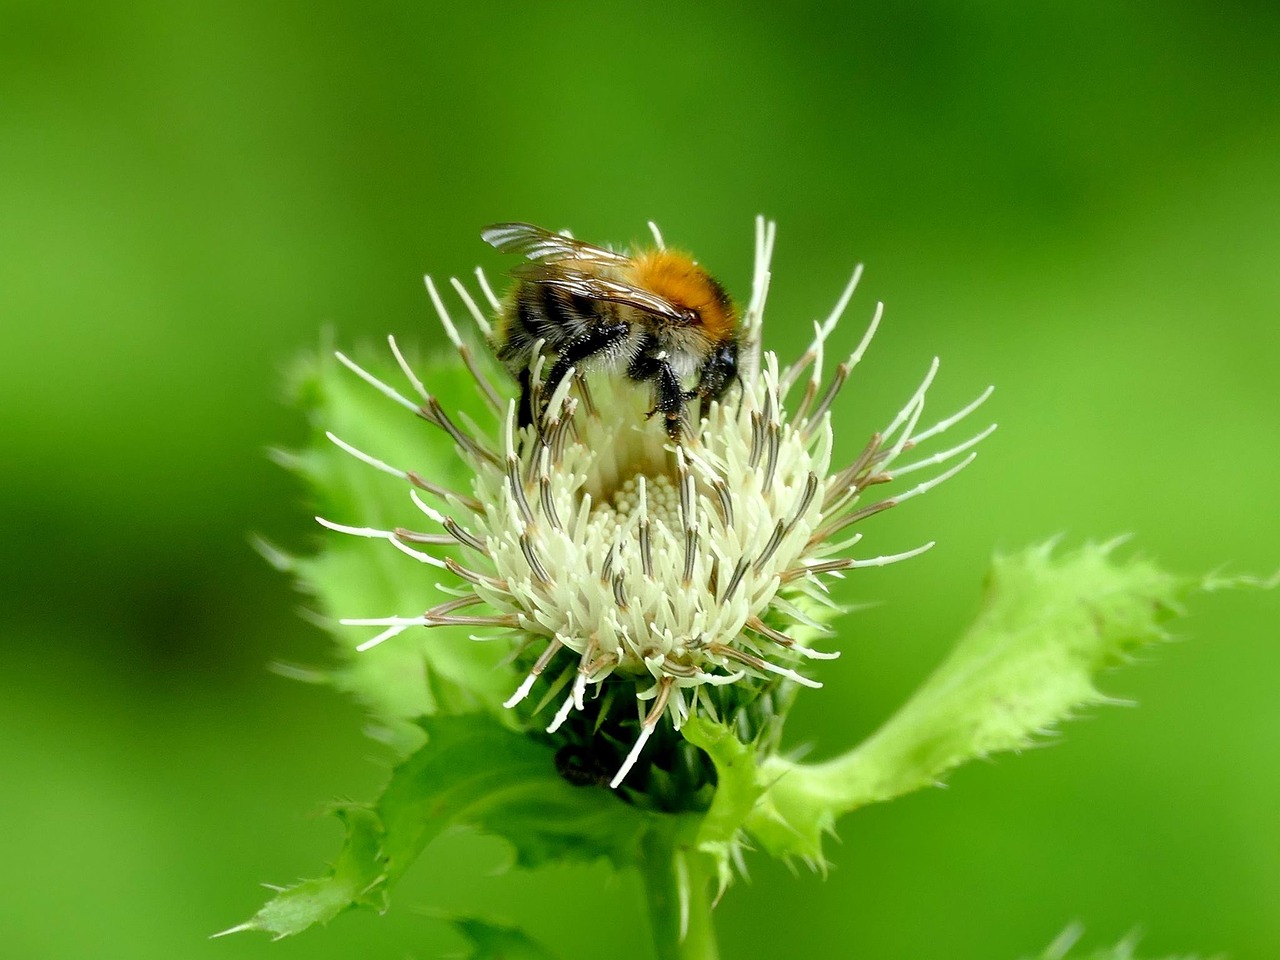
232;714;657;938
691;542;1265;863
215;805;385;939
680;714;762;894
448;917;562;960
282;345;515;752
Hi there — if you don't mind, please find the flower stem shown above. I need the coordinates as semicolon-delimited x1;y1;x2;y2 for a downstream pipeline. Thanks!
641;827;719;960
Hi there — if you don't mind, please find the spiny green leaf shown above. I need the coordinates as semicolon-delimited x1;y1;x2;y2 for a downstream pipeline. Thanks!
232;714;660;938
381;716;654;874
283;346;515;752
218;805;385;939
687;542;1268;864
681;716;761;850
680;714;762;893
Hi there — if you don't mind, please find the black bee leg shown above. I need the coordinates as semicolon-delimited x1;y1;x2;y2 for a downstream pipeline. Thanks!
732;373;748;417
698;394;712;424
699;378;742;423
653;362;691;441
516;367;535;433
540;320;631;421
629;348;692;440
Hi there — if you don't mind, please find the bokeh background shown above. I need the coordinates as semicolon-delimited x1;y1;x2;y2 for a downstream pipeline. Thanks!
3;2;1278;958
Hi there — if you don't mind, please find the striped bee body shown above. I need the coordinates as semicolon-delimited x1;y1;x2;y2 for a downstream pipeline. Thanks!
484;222;742;440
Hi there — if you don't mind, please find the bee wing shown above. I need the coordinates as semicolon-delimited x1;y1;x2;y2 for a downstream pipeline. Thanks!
481;222;629;266
511;264;698;326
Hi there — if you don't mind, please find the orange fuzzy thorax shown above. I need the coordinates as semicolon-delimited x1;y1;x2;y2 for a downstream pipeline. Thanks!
628;249;737;339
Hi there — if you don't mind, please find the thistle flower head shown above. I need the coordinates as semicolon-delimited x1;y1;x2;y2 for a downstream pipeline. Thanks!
319;218;994;795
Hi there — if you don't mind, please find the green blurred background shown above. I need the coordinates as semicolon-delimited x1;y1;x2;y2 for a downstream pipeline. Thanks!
3;2;1277;957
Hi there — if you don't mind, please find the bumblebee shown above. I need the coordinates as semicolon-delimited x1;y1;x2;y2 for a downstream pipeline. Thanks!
482;222;742;440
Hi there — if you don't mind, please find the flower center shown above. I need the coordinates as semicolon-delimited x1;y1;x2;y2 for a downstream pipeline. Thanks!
607;474;681;529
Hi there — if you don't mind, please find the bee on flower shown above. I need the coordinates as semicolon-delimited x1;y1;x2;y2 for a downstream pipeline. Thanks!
317;219;995;793
480;221;743;441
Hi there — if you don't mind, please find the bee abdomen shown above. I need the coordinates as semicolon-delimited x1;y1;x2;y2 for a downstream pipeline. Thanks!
500;282;612;365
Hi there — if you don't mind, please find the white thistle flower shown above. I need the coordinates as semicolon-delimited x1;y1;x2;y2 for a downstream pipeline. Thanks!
318;218;995;791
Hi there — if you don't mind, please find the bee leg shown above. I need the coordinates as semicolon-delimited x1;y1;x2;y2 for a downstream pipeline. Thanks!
516;368;535;433
640;388;695;420
655;364;691;440
628;350;691;439
541;321;631;415
731;374;749;419
702;374;747;423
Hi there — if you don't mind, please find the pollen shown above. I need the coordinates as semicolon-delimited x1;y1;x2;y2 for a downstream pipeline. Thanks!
318;218;996;791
